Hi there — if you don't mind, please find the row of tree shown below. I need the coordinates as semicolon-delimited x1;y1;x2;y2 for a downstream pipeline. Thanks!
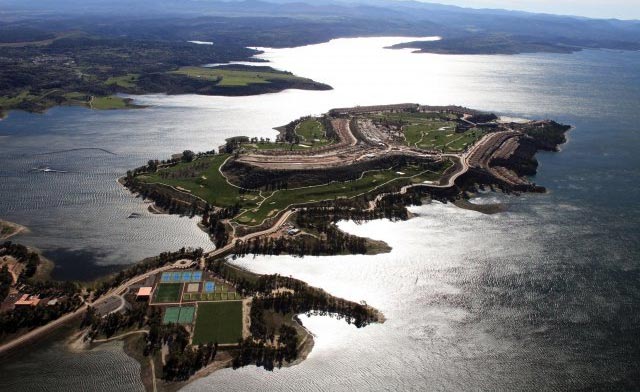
0;295;82;337
231;226;368;257
232;324;298;371
201;203;240;248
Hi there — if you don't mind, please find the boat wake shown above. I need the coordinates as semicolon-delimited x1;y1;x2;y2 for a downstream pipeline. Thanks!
30;166;68;173
33;147;117;156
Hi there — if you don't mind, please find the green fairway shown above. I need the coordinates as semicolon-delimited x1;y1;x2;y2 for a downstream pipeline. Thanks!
366;111;480;153
234;163;444;225
295;119;332;146
137;154;261;209
192;301;243;345
154;283;182;303
173;66;310;87
137;148;450;227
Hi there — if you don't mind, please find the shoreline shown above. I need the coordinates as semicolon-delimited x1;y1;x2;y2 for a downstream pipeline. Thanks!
0;219;29;240
61;258;373;391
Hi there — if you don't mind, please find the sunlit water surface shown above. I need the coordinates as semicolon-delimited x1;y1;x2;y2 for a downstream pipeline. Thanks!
0;37;639;390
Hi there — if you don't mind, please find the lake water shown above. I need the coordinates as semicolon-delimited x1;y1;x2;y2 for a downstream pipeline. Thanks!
0;37;639;390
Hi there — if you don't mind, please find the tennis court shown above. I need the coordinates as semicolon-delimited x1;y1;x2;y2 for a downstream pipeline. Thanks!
163;306;196;324
204;281;216;293
161;270;203;283
178;306;195;324
163;307;181;324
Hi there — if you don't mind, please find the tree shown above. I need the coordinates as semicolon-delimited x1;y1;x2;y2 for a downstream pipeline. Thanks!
182;150;195;162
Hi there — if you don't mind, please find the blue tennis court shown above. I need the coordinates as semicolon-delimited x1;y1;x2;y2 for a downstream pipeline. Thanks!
204;281;216;293
192;271;202;282
181;272;193;282
161;272;172;282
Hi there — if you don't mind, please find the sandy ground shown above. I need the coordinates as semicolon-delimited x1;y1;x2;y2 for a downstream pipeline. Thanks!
242;298;252;339
0;255;23;283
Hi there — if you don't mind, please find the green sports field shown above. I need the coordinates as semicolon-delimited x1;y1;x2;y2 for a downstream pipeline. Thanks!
192;301;243;345
163;307;181;324
163;306;196;324
153;283;182;303
178;306;195;324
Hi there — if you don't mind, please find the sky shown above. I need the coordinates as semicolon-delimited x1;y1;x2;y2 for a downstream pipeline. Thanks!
415;0;640;20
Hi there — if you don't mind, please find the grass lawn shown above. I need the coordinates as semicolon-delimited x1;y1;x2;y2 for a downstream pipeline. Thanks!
295;119;332;146
153;283;182;303
192;301;243;345
173;66;308;87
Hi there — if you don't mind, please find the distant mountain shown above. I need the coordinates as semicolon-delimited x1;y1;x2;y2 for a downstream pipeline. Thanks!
0;0;638;53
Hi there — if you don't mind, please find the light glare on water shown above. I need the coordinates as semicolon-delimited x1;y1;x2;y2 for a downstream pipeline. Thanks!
0;36;639;391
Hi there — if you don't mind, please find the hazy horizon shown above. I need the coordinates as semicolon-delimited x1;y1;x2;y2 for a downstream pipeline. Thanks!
409;0;640;20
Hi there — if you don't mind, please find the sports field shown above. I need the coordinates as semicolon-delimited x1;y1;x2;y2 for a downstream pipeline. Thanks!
153;283;182;303
178;306;195;324
163;306;195;324
183;291;241;301
163;307;181;324
192;301;243;345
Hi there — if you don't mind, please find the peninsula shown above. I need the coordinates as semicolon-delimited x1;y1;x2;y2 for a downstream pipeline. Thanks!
124;103;570;257
0;104;569;391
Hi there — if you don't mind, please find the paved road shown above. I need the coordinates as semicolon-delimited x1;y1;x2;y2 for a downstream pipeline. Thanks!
204;209;294;259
